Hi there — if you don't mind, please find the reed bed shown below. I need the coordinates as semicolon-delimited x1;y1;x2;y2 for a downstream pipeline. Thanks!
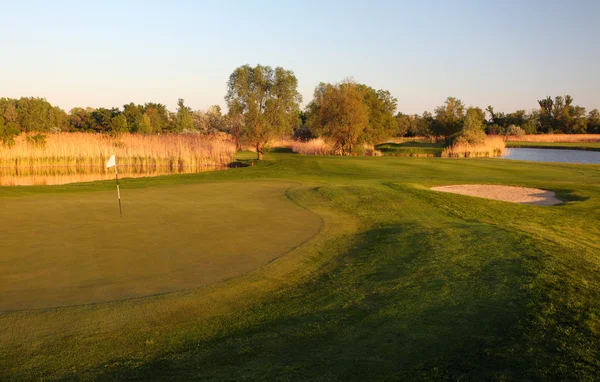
0;133;236;169
442;136;506;158
291;139;382;156
291;138;334;155
505;134;600;143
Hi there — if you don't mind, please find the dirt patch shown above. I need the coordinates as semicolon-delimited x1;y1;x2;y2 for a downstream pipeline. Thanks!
432;184;562;206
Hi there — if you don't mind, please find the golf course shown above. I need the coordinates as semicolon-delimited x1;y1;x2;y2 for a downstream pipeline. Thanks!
2;151;600;380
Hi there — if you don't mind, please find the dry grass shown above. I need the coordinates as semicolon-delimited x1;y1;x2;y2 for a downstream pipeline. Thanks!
0;133;236;170
291;139;382;156
442;136;505;158
505;134;600;143
291;138;335;155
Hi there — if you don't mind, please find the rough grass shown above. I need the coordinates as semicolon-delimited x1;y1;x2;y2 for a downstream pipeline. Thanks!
1;153;600;380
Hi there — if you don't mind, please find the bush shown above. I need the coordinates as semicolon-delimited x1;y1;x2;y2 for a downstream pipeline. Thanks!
504;125;525;137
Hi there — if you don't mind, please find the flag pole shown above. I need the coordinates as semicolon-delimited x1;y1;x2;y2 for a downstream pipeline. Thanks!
115;163;122;218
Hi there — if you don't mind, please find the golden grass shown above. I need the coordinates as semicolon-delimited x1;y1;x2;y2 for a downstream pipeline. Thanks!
0;133;236;169
291;139;382;156
442;136;506;158
291;138;334;155
505;134;600;143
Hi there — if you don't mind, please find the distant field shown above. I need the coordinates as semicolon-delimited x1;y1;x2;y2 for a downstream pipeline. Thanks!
0;181;321;311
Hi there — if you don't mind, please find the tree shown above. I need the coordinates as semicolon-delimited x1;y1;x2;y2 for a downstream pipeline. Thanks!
306;80;369;154
0;115;20;146
110;114;128;135
144;103;169;132
138;113;153;134
453;107;486;145
361;87;397;143
223;112;245;150
588;109;600;133
395;113;411;137
123;103;143;132
225;64;301;160
175;99;194;132
433;97;465;137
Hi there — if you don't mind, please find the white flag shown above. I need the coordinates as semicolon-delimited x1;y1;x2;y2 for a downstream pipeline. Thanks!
106;154;116;168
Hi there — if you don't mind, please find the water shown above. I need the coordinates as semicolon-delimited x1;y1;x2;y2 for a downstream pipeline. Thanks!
0;165;227;186
502;148;600;164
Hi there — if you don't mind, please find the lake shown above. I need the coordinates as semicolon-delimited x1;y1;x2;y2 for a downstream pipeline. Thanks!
0;165;228;187
502;148;600;164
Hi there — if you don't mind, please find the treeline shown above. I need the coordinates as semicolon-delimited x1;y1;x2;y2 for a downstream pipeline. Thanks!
396;95;600;138
0;97;234;145
2;65;599;154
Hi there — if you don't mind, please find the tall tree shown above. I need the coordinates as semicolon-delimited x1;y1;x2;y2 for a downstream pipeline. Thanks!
110;114;128;135
175;99;194;132
361;87;397;143
453;107;486;144
0;115;20;146
433;97;465;137
588;109;600;133
306;80;369;154
226;64;301;160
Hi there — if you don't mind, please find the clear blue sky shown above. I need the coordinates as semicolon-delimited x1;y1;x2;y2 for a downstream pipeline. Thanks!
1;0;598;114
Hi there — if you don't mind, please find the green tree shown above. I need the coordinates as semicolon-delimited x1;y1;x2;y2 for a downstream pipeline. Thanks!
361;87;397;143
0;115;20;146
395;113;411;137
225;64;301;160
123;103;143;132
143;103;169;132
138;113;153;134
110;114;128;135
223;112;245;150
588;109;600;133
453;107;486;145
175;99;194;132
306;80;369;154
434;97;465;137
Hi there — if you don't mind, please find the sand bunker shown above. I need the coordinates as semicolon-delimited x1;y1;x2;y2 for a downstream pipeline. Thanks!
432;184;562;206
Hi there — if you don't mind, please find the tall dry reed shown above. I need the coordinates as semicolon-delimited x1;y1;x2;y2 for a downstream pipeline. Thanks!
505;134;600;143
291;139;382;156
442;136;505;158
0;133;236;169
291;138;335;155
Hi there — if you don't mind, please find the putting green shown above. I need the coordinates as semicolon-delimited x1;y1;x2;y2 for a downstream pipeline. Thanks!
0;181;322;311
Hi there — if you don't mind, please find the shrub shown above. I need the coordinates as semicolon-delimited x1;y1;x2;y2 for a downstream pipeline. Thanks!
504;125;525;137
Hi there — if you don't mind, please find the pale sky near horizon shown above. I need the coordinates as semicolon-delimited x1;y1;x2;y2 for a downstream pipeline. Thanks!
1;0;598;115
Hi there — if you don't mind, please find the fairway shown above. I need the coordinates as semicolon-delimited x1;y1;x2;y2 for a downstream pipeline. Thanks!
2;154;600;380
0;181;322;311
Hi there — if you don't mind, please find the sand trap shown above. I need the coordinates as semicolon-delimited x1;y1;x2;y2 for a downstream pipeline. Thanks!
432;184;562;206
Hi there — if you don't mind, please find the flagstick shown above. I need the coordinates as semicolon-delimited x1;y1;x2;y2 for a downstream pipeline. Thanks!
115;164;122;218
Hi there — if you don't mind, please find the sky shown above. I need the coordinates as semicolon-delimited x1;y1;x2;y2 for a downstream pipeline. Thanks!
1;0;598;115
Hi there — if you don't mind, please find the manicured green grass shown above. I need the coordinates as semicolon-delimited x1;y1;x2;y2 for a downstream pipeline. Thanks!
1;153;600;380
376;141;445;156
506;141;600;151
0;181;321;311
